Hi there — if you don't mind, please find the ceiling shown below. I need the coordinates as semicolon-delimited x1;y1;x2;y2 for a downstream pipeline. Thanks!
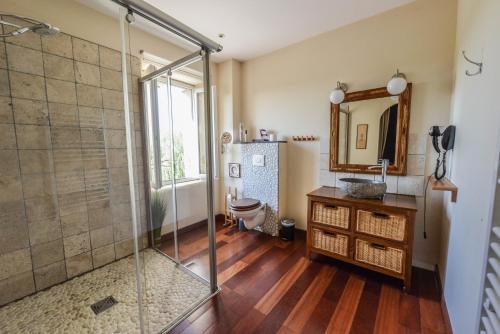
82;0;414;62
144;0;414;61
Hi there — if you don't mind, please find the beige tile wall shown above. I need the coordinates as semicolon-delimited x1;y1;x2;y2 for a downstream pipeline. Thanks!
318;133;427;196
0;25;146;306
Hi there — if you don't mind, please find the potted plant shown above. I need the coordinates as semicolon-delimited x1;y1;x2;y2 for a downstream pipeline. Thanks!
150;190;167;244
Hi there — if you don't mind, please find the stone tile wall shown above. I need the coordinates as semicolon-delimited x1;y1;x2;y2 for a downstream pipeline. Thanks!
0;23;146;306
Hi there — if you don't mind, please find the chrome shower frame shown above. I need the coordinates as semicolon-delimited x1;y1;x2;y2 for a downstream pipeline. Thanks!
111;0;222;52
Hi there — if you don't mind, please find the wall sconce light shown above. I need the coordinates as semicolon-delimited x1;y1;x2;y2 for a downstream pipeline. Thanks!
329;81;348;104
387;69;408;95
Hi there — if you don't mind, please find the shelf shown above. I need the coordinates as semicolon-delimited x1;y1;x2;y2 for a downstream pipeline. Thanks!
430;176;458;202
235;140;287;144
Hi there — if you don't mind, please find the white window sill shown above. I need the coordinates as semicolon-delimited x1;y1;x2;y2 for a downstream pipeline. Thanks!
159;178;205;191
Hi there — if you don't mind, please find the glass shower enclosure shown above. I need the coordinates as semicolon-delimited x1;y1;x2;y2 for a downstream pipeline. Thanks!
0;0;220;333
134;21;220;334
141;54;216;273
105;1;221;332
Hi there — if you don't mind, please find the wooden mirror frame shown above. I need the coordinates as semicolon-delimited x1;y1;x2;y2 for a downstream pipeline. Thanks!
329;84;412;175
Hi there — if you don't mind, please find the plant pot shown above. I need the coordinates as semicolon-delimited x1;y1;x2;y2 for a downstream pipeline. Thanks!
153;228;162;244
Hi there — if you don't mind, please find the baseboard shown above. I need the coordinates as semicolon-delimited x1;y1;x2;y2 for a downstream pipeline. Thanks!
435;264;453;334
160;214;225;242
411;259;435;271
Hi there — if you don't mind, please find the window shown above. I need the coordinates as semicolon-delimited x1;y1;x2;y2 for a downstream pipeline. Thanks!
146;79;205;188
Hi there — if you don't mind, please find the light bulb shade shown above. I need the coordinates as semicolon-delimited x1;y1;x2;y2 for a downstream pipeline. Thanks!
387;75;407;95
329;88;345;104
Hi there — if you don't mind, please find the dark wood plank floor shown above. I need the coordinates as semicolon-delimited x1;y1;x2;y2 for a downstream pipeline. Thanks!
160;220;450;334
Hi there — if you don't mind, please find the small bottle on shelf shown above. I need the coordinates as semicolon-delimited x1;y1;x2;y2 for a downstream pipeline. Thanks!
239;123;244;143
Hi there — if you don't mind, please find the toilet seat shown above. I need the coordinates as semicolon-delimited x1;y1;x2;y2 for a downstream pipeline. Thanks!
230;198;261;211
229;199;267;230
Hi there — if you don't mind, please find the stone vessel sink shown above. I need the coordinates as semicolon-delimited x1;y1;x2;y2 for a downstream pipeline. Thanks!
339;178;387;199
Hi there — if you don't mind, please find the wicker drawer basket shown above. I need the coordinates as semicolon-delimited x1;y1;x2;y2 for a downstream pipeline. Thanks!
312;202;350;229
312;228;349;257
356;210;406;241
354;239;404;274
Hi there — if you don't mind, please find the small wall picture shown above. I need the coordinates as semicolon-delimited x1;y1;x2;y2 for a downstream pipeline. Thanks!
356;124;368;149
228;163;241;178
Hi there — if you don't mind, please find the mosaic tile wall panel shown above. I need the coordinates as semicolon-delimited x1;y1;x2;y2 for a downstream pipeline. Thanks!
241;143;284;236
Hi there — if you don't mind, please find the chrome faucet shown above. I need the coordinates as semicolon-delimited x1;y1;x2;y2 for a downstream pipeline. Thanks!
368;159;389;182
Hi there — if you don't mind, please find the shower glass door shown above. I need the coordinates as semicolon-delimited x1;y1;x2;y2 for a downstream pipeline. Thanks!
121;7;218;333
170;62;211;281
142;60;212;261
139;61;213;333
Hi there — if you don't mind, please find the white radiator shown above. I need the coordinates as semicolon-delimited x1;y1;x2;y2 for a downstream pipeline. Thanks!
480;190;500;334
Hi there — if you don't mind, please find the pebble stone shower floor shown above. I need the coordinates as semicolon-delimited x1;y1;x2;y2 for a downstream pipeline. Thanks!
0;249;210;334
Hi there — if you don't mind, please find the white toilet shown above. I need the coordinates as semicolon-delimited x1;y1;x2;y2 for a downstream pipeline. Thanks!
229;198;267;229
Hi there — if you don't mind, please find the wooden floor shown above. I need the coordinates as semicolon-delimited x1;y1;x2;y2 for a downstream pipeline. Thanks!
160;220;451;334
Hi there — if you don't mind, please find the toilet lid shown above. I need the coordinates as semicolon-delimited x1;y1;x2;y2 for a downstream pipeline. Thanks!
230;198;261;211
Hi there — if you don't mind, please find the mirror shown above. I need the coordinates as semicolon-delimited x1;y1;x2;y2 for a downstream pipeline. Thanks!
330;85;411;175
338;96;399;165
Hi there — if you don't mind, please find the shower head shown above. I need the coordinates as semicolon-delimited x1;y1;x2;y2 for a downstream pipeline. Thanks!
0;13;60;37
29;23;60;36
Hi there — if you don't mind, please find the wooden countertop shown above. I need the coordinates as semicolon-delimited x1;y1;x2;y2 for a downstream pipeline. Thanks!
307;186;417;211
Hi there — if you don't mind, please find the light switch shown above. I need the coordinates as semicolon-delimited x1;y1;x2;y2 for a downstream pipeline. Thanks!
252;154;265;167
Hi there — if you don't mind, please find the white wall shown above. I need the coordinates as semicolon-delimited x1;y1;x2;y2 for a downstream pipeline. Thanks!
158;180;209;234
237;0;457;268
441;0;500;332
217;60;244;209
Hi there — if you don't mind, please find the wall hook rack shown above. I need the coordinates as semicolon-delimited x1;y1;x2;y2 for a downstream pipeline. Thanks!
462;50;483;76
292;135;317;141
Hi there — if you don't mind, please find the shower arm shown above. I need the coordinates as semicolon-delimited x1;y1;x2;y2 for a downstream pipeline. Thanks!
0;20;29;37
0;20;22;28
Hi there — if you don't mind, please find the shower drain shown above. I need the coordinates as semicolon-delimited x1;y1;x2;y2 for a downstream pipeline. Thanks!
90;296;118;315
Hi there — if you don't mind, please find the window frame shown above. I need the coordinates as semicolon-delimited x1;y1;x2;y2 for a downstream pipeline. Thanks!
153;77;202;187
193;86;219;179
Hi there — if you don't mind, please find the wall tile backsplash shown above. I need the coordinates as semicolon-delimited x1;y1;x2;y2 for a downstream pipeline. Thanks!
397;175;425;197
408;133;427;155
0;29;145;305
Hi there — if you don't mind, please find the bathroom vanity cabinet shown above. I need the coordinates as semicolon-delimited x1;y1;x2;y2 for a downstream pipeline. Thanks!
306;186;417;289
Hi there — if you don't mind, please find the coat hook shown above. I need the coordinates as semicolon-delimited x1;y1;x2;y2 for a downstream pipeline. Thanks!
462;50;483;76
